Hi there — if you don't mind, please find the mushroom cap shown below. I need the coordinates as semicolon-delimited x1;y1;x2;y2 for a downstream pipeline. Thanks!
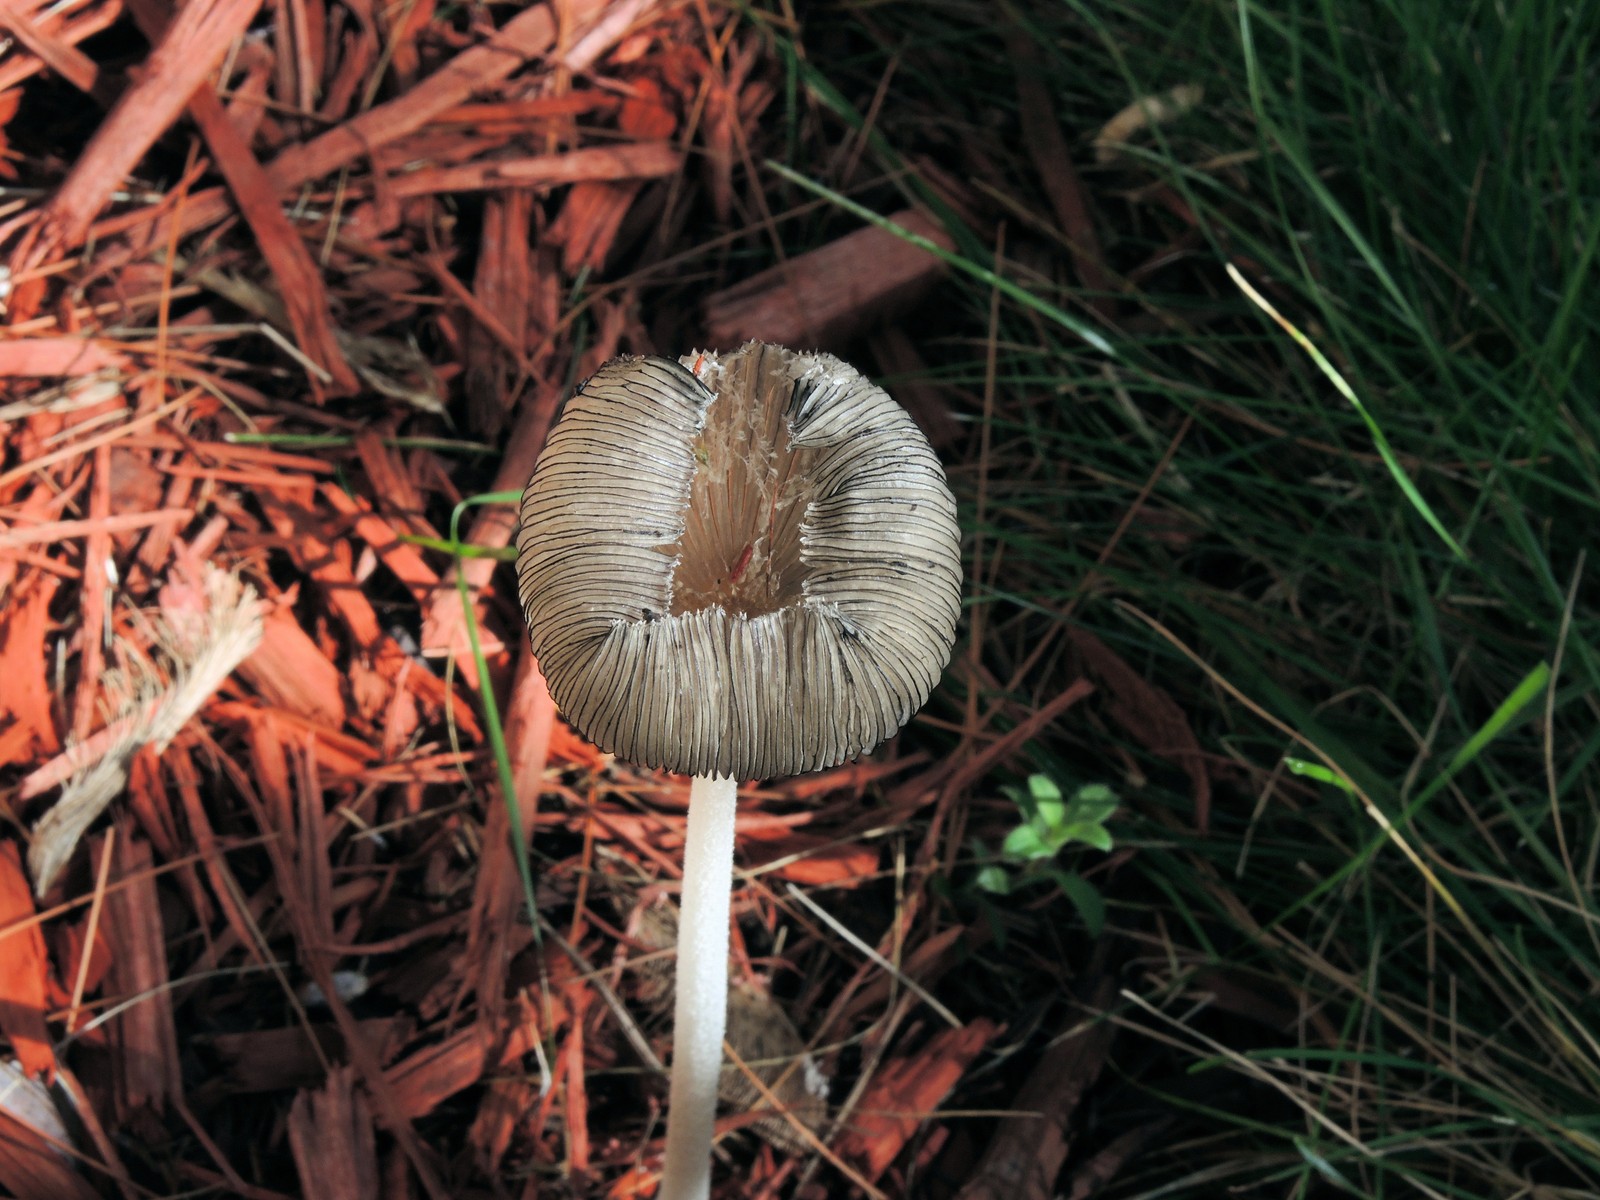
516;341;961;781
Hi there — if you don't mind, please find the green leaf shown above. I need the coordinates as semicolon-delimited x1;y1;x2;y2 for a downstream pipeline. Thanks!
1284;758;1355;792
1065;783;1119;818
999;783;1028;815
1002;823;1053;860
1029;774;1066;828
974;866;1012;895
1048;784;1120;853
449;495;540;950
1045;868;1107;937
1058;821;1114;853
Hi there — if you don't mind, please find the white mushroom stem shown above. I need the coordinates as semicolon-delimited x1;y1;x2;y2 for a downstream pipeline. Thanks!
659;772;738;1200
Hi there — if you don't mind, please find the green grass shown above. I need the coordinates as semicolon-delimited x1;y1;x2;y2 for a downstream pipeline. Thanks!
729;0;1600;1195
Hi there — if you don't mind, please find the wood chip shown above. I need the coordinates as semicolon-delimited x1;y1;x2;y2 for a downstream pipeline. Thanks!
955;979;1117;1200
0;337;129;376
835;1018;1000;1183
13;0;267;268
387;141;682;198
0;1106;100;1200
0;573;60;770
0;845;55;1079
238;605;348;729
703;208;953;350
287;1067;379;1200
100;827;181;1117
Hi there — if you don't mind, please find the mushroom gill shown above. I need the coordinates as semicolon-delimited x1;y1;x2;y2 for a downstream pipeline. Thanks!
516;340;962;782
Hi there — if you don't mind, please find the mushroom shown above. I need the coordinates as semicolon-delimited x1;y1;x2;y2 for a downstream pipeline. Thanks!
516;341;961;1198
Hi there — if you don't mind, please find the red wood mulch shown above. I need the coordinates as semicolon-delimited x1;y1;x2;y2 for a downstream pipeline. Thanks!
0;2;1062;1196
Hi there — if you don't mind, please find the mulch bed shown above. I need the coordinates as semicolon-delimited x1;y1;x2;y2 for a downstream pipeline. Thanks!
0;2;1151;1196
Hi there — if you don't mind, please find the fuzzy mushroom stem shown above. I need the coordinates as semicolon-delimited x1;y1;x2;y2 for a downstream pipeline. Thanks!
658;772;739;1200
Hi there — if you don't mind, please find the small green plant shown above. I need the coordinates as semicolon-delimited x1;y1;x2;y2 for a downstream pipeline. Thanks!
969;774;1119;937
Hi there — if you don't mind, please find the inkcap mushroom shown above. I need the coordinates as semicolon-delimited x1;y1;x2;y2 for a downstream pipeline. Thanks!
516;341;961;1199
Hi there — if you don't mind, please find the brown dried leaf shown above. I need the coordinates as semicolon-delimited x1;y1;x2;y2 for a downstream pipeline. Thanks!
622;890;830;1152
